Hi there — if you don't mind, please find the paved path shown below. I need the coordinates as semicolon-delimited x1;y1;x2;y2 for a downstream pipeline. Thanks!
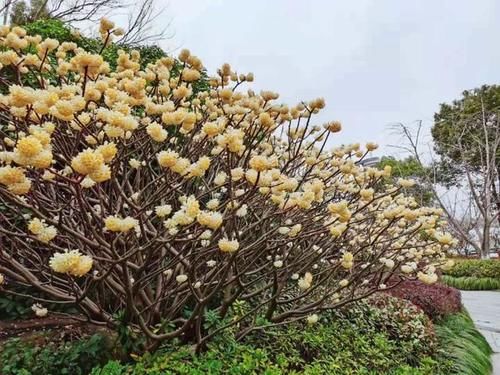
461;291;500;374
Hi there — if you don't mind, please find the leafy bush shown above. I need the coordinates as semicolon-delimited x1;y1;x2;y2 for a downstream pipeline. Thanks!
23;19;75;43
441;275;500;290
435;312;492;375
444;259;500;279
387;279;462;320
91;296;441;375
0;19;452;351
0;333;112;375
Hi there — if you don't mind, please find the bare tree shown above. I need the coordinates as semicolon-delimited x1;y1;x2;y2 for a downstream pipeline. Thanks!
117;0;172;47
1;0;169;45
393;115;500;259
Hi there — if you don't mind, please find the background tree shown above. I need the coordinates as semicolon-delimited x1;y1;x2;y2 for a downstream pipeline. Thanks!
377;155;434;206
432;85;500;219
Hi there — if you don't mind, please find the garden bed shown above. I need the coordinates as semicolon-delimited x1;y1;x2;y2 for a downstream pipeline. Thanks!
1;292;493;375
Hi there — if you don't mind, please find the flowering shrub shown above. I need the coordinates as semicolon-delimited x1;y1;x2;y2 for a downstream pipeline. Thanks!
0;20;454;350
386;280;462;320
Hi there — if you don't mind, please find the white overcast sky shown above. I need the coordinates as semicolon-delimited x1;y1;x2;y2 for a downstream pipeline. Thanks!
143;0;500;156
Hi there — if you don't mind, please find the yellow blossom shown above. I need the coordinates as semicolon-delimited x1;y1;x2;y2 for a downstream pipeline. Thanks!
104;215;138;233
218;238;239;253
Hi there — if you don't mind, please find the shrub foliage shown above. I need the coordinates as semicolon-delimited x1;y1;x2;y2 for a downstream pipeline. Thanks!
92;296;441;375
0;19;453;350
0;333;111;375
387;280;462;320
444;258;500;279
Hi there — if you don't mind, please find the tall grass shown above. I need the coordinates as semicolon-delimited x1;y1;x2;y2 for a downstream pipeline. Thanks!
441;275;500;290
435;312;493;375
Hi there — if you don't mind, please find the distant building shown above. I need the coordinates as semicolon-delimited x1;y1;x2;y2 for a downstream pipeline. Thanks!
359;157;380;167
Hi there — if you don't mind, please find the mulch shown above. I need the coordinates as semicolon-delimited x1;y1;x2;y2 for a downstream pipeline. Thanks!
0;314;112;345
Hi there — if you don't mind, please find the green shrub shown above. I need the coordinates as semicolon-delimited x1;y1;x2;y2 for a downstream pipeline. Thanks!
441;275;500;290
91;296;442;375
445;259;500;278
23;19;76;43
0;333;112;375
435;312;493;375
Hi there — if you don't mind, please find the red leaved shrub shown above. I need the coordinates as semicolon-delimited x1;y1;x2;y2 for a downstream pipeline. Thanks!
386;279;462;321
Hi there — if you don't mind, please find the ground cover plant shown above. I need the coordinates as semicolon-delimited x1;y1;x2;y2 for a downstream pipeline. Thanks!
89;295;445;375
435;312;493;375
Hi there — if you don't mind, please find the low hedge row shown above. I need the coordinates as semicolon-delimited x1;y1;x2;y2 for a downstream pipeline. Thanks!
441;275;500;290
444;259;500;279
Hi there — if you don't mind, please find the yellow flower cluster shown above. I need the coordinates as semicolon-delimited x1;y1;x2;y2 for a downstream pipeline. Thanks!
218;238;239;253
49;250;93;277
341;252;354;269
13;130;53;168
28;218;57;243
298;272;313;290
104;215;139;233
197;210;223;230
71;143;116;183
0;165;31;194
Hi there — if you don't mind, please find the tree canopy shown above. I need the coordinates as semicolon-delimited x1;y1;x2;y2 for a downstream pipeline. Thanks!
432;84;500;170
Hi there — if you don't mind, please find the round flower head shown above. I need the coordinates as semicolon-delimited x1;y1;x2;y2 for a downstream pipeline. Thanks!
104;215;138;233
218;238;239;253
307;314;319;325
49;250;92;277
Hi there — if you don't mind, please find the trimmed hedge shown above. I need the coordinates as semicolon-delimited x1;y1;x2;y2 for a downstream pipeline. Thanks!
441;275;500;290
445;259;500;279
386;279;462;320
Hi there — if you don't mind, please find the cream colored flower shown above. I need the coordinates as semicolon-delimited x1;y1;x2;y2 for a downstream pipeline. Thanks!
218;238;239;253
31;303;48;318
155;204;172;218
104;215;138;233
176;274;188;283
307;314;319;325
49;250;93;277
